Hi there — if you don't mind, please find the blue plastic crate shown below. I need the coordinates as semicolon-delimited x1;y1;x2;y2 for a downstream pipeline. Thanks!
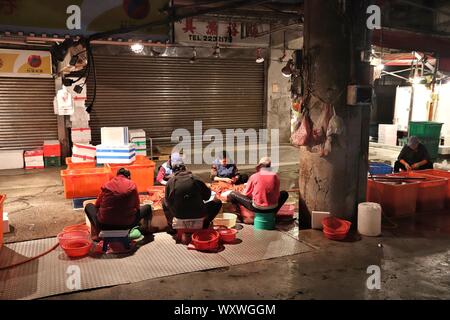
369;162;393;175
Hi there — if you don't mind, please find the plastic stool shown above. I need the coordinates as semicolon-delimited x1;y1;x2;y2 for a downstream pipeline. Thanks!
98;230;131;252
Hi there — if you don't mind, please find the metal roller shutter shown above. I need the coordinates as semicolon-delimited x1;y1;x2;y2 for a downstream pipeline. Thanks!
87;55;264;146
0;77;58;150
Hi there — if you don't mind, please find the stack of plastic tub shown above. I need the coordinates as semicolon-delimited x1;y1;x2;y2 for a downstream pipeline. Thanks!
105;155;156;193
408;121;443;160
366;179;420;217
60;167;111;199
420;169;450;209
391;172;448;212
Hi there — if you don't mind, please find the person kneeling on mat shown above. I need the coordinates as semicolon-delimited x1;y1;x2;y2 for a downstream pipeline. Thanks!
85;168;152;237
227;157;288;225
163;159;222;231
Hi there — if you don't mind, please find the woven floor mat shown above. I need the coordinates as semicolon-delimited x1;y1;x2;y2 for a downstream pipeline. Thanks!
0;225;312;299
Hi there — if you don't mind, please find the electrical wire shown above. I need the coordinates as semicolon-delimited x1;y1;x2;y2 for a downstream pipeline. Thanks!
0;243;59;271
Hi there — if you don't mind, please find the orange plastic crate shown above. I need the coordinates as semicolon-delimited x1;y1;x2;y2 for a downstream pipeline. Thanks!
0;194;5;249
420;169;450;209
367;179;419;217
389;172;448;212
65;157;96;169
105;157;156;193
61;167;111;199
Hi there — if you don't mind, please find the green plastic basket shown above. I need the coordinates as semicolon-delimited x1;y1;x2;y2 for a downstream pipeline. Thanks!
254;212;276;230
408;122;443;139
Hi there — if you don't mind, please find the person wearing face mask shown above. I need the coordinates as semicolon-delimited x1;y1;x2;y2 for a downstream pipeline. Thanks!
156;152;182;186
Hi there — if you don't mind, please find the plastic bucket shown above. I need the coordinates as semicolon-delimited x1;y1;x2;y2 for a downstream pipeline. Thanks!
192;230;220;251
61;239;92;258
254;212;276;230
218;228;237;243
57;230;90;247
62;224;90;233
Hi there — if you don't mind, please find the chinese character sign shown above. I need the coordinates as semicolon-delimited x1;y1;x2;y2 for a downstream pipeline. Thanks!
175;18;270;47
0;49;52;78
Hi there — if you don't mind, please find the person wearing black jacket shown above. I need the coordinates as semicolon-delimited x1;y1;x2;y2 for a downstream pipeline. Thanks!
394;136;433;172
162;162;222;229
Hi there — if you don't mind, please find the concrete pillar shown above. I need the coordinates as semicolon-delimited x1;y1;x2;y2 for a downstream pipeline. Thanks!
299;0;371;226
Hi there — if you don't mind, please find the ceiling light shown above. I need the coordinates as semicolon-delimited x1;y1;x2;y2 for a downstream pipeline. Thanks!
213;45;220;58
256;48;264;63
130;43;144;54
190;48;197;64
281;59;294;77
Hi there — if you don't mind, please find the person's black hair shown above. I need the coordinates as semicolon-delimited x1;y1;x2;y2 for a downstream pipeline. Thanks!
172;164;186;174
117;168;131;179
219;150;229;160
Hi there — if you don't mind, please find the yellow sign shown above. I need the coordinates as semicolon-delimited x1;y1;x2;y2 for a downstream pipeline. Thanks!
0;49;52;78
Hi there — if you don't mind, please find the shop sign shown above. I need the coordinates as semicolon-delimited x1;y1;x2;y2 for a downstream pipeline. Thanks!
0;49;52;78
0;0;169;41
175;18;270;47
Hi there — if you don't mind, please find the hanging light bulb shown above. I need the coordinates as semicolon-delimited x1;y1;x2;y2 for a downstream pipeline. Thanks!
190;48;197;64
281;59;294;77
256;48;264;63
213;45;220;58
130;42;144;54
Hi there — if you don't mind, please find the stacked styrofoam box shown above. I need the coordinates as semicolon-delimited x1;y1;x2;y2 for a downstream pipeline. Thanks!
3;212;10;234
0;150;24;170
72;143;96;163
71;102;91;143
71;128;92;144
98;127;134;164
378;124;398;146
24;149;44;169
129;129;147;156
96;144;136;164
101;127;129;145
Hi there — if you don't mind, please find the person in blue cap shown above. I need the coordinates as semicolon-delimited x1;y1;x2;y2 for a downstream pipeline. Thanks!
156;152;183;186
394;136;433;172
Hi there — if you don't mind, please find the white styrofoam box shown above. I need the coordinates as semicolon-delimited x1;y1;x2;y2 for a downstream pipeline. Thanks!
101;127;129;146
129;129;146;140
3;212;10;234
0;150;24;170
312;211;330;230
24;150;44;168
445;136;450;147
378;124;397;145
70;105;90;120
71;120;90;129
96;144;136;164
136;149;147;156
71;128;92;143
72;143;96;162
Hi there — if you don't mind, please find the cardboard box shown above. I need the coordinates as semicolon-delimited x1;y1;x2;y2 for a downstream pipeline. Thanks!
101;127;129;146
96;144;136;164
0;150;24;170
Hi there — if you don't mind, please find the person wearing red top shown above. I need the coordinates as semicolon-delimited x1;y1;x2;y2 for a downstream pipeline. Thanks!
85;168;152;233
227;157;288;224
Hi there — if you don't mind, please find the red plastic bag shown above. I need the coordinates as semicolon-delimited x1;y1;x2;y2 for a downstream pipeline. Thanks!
291;112;312;147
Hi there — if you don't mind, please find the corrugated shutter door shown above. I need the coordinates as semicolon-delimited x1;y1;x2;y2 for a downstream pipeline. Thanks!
0;77;58;150
87;55;264;146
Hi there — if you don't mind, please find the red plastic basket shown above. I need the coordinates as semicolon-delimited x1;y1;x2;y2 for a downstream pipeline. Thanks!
192;230;220;251
61;239;92;258
218;228;237;243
